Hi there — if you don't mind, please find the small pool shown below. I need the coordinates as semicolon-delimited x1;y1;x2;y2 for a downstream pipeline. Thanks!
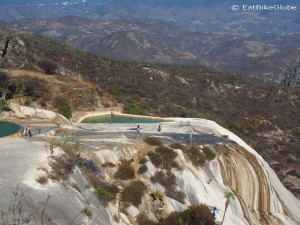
0;121;21;137
81;115;168;123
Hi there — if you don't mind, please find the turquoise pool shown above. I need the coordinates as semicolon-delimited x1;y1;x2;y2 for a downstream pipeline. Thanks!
81;115;167;123
0;121;21;137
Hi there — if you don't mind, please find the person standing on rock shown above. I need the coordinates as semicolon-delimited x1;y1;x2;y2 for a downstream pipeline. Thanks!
28;126;32;137
157;124;161;132
137;124;140;133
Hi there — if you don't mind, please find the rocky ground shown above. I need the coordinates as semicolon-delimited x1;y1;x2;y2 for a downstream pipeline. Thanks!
0;113;299;225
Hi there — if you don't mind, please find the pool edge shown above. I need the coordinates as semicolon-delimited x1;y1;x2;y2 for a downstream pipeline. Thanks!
77;112;174;123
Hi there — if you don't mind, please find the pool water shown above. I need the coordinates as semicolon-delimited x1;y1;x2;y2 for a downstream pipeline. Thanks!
81;115;167;123
0;121;21;137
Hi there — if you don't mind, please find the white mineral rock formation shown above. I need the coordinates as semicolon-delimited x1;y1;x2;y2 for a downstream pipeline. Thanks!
0;117;299;225
9;102;70;124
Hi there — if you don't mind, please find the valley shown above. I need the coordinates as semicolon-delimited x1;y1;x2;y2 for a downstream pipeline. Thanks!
6;16;300;85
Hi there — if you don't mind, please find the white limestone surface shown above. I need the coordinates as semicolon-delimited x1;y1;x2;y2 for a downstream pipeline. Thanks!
1;116;299;225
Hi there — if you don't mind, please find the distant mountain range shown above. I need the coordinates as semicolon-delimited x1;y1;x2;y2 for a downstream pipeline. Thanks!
0;0;112;5
6;16;300;85
1;0;299;85
0;0;299;35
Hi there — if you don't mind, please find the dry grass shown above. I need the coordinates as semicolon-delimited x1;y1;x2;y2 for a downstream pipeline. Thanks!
148;146;180;171
114;161;135;180
138;165;148;174
102;162;116;168
137;204;216;225
47;151;84;182
151;171;185;204
182;146;206;167
143;136;162;146
121;181;147;207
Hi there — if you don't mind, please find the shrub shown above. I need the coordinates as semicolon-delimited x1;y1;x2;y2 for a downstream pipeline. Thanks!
35;175;48;185
138;165;148;174
71;183;81;192
48;152;82;181
62;136;80;154
94;184;119;205
151;190;163;199
143;136;162;146
16;76;48;99
84;170;103;188
151;171;176;187
137;214;157;225
128;104;142;115
80;159;101;175
84;170;118;204
151;171;185;204
58;105;72;119
102;162;116;167
0;88;11;100
38;58;58;75
139;158;148;164
137;214;156;225
0;70;10;89
94;188;110;200
148;146;180;170
24;99;31;105
83;206;92;217
202;147;216;161
121;181;147;207
0;99;9;110
286;170;300;178
114;161;135;180
52;96;67;108
147;151;162;168
179;204;216;225
170;143;185;150
182;146;206;167
137;204;216;225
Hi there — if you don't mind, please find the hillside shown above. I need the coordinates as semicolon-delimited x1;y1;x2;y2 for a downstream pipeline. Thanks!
1;28;300;198
223;49;300;84
84;31;196;64
284;63;300;87
6;16;300;84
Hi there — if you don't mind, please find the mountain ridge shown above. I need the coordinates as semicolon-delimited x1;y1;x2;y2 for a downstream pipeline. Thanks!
5;16;300;85
1;0;299;35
